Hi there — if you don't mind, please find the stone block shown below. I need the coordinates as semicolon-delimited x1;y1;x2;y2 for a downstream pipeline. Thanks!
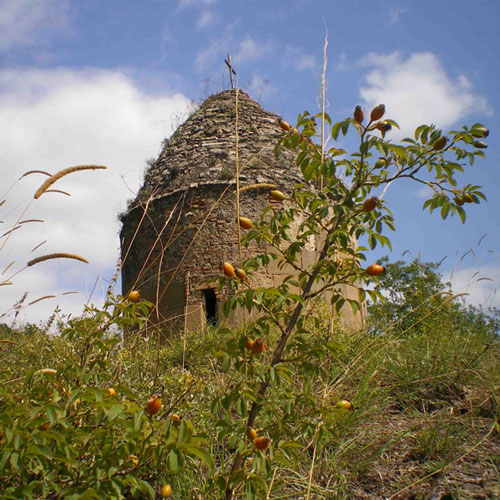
272;274;300;295
301;250;317;269
266;257;296;276
184;304;204;332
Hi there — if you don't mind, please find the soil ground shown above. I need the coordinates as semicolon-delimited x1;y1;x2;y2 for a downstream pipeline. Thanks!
346;408;499;500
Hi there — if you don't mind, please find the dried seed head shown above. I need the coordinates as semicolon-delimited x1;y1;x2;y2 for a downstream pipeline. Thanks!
34;165;106;199
27;253;89;267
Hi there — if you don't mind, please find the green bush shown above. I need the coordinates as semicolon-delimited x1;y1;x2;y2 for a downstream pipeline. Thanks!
0;298;213;499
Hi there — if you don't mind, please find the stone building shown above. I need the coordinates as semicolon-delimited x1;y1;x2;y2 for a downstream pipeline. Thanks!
120;89;364;332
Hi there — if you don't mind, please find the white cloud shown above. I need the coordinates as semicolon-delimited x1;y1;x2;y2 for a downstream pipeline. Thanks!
297;54;316;71
444;265;499;310
239;38;273;62
178;0;215;10
282;44;318;71
195;34;231;73
161;26;174;44
0;68;191;324
246;74;273;101
358;52;490;138
359;52;400;70
414;185;434;199
389;6;406;25
0;0;71;52
335;52;349;71
239;38;262;61
195;35;274;74
196;9;217;28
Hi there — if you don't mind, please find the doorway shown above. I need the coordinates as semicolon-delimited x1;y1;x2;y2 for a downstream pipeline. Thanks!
202;289;217;326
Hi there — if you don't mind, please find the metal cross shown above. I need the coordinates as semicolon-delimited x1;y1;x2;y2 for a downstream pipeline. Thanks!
224;54;236;89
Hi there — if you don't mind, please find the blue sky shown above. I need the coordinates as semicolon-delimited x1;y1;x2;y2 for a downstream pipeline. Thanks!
1;0;499;323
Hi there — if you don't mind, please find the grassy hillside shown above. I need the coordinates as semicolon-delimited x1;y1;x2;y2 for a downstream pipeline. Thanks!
1;273;498;499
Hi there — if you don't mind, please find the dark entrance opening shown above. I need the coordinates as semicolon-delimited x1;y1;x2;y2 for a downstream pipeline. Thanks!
203;289;217;326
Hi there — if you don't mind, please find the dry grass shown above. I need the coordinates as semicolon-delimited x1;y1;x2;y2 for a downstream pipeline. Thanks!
19;170;51;179
28;295;57;306
27;252;89;267
44;189;71;196
34;164;106;199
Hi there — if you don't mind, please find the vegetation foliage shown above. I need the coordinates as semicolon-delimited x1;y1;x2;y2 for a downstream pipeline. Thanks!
1;97;498;499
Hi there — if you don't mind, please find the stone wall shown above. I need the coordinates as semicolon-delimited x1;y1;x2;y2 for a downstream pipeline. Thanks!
121;183;286;331
120;89;366;333
121;182;365;331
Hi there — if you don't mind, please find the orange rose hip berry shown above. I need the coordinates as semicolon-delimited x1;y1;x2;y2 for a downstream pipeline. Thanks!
370;104;385;121
145;394;162;416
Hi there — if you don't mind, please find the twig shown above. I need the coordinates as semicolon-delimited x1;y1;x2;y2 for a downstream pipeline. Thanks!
234;88;243;268
320;31;328;190
306;422;323;500
266;468;278;500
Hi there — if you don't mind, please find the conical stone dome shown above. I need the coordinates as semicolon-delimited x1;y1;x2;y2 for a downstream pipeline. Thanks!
136;89;302;203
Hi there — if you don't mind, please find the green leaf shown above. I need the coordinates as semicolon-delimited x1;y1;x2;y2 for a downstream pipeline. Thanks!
368;233;376;250
375;233;392;251
415;124;428;141
137;480;155;500
9;451;19;470
347;299;359;315
26;444;53;460
269;366;276;383
248;473;268;492
236;397;246;416
388;144;408;159
242;389;258;403
278;440;304;449
183;444;215;472
169;448;183;474
47;405;57;425
0;449;11;470
108;404;124;422
341;119;350;136
178;420;187;443
13;434;24;451
302;161;316;181
110;479;123;497
335;298;345;313
274;364;293;383
383;119;400;129
331;121;342;140
273;142;280;159
4;426;13;444
440;203;450;220
457;206;466;223
290;133;300;148
245;290;255;312
245;481;256;500
134;409;144;432
222;355;231;372
79;488;101;500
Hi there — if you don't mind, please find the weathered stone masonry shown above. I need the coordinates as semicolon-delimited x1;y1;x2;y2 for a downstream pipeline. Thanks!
120;89;365;332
